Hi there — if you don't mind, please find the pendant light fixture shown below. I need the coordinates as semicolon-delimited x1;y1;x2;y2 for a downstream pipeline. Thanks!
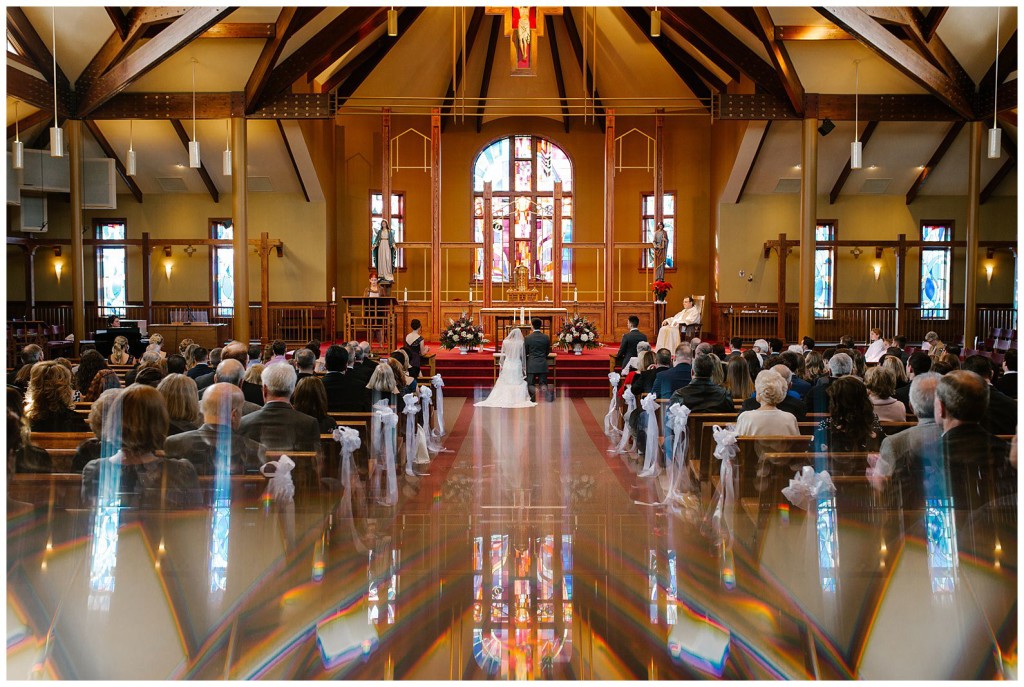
223;120;232;176
49;7;63;158
988;8;1002;159
12;100;24;170
188;58;201;168
850;60;862;170
387;7;398;37
650;7;661;37
126;119;136;176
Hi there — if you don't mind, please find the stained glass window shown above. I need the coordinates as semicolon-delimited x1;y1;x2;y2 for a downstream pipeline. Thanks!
814;222;836;319
370;192;405;268
640;193;676;270
95;220;127;318
211;220;234;317
921;222;952;319
472;136;573;283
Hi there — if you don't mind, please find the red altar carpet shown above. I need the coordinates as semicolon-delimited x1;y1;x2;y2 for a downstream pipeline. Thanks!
431;342;614;398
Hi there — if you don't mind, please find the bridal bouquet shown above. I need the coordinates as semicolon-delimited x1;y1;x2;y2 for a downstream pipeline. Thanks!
440;315;488;350
557;315;601;351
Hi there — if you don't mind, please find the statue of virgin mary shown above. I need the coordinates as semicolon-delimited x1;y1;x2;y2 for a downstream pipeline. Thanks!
372;220;397;283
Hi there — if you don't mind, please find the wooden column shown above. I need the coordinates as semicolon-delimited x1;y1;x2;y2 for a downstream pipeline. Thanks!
231;117;250;344
963;121;982;348
552;180;563;307
430;108;441;336
483;182;493;309
797;117;818;341
23;246;37;319
68;120;85;357
258;232;271;345
381;108;391;230
654;109;664;241
776;233;788;340
894;233;907;335
325;119;337;340
604;110;615;336
141;232;152;327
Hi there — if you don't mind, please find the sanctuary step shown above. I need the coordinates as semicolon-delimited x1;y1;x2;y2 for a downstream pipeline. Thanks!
432;344;612;398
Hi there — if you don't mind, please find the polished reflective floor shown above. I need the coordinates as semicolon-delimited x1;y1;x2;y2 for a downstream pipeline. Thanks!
7;395;1018;679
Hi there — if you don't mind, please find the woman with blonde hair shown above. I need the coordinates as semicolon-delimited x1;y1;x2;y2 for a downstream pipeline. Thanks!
177;337;195;357
244;363;266;387
864;366;907;422
707;353;725;387
109;335;136;365
157;373;201;435
183;342;200;370
147;332;167;358
880;355;909;390
803;350;827;383
24;360;89;432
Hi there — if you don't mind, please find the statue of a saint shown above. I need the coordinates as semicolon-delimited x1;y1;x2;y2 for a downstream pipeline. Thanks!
651;222;668;282
372;220;396;283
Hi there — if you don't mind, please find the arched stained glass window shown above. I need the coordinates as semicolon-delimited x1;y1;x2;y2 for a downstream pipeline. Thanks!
472;135;573;283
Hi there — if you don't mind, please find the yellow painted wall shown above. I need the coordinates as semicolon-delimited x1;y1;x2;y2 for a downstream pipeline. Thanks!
718;193;1017;304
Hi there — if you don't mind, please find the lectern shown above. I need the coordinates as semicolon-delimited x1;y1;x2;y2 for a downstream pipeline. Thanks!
343;296;396;353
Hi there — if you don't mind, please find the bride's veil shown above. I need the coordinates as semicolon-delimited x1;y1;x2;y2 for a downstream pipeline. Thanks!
499;328;525;373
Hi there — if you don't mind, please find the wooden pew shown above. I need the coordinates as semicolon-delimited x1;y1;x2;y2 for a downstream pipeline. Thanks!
30;432;94;450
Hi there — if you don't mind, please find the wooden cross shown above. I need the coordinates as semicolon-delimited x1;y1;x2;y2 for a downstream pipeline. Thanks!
485;6;562;76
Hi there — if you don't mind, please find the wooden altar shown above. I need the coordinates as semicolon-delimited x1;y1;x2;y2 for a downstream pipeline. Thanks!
343;296;397;352
480;307;568;339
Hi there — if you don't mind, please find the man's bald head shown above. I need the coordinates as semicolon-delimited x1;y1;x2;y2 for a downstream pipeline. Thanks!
214;358;245;386
201;383;244;427
220;341;248;366
771;363;793;386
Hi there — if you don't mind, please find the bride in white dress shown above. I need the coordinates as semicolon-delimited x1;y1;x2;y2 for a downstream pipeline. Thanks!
475;328;536;408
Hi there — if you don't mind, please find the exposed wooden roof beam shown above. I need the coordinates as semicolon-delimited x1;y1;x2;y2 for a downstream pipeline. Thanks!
547;14;570;133
441;7;486;131
979;30;1017;102
775;25;854;40
923;8;948;41
828;120;878;204
245;8;324;114
562;8;605;131
7;107;53;141
8;65;73;116
723;8;761;37
27;116;54;149
736;121;771;203
817;7;975;119
261;7;384;104
623;8;710;111
77;8;236;117
198;23;275;39
978;78;1018;117
169;119;220;203
277;120;310;203
897;8;975;100
753;7;804;115
905;121;964;204
105;7;129;40
475;16;500;134
718;92;960;121
332;8;424;105
6;7;73;113
305;9;386;83
980;158;1015;204
657;10;739;81
83;119;144;204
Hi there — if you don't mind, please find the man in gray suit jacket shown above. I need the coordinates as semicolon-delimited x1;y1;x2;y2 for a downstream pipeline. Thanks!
238;362;321;455
876;373;942;481
525;318;551;402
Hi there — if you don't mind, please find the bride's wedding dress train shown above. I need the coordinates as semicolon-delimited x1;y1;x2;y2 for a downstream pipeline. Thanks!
475;329;536;408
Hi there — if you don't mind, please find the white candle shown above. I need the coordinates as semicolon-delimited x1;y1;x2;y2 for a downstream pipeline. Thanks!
403;288;408;302
331;287;336;301
573;287;578;301
469;287;473;302
520;306;525;323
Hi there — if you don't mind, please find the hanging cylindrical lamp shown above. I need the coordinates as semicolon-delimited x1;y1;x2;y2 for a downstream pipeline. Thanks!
126;119;136;176
650;7;661;37
49;7;63;158
850;60;862;170
223;119;232;176
189;59;201;168
387;7;398;36
988;8;1002;159
12;100;24;170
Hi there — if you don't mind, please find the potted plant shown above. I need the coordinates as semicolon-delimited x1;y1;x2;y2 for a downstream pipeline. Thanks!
651;280;673;304
440;315;488;354
557;315;600;355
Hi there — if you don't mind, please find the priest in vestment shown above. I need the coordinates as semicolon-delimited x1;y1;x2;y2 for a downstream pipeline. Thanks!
655;296;701;349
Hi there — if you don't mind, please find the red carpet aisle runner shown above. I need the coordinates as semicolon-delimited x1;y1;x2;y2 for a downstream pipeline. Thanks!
431;342;613;397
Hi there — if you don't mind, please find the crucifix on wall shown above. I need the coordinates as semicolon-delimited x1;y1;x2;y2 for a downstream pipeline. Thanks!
486;6;562;76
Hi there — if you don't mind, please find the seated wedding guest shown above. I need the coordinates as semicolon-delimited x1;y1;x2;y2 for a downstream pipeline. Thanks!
779;351;811;398
864;366;907;422
931;360;954;375
631;349;670;398
267;339;287;365
922;330;942;353
655;341;696;401
895;351;932;409
82;385;200;508
246;344;262;369
133;364;166;389
164;383;266;476
124;350;162;385
621;341;652;378
349;344;376;389
864;328;888;363
108;335;136;366
182;343;200;370
7;388;51;474
935;370;1012;471
366;362;400;403
404;320;429;381
24;361;89;432
239;363;321;454
242;364;267;405
875;373;941;481
615;316;648;371
198;359;260;415
801;336;815;352
881;355;909;392
390;350;416;392
292;376;338;434
811;376;884;456
728;337;744;355
75;349;108;401
209;347;223;368
620;350;653;400
742;350;762;383
83;368;121;402
157;374;201;436
735;370;800;436
741;365;807;423
669;354;734;413
724;356;755;401
806;352;853;414
937;351;960;371
186;347;211;380
995;349;1017;398
886;336;908;364
294;348;317;380
72;387;123;472
962;355;1018;436
707;353;726;387
177;338;195;358
838;334;855;350
849;348;866;378
196;341;246;391
148;332;167;358
166;354;187;375
322;345;363;412
768;338;784;355
9;344;44;390
388;355;415;395
694;342;713;358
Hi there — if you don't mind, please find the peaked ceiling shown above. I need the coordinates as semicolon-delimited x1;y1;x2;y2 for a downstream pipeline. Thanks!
5;5;1019;202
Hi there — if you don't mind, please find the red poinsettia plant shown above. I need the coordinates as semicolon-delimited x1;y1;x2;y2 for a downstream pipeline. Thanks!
651;280;673;295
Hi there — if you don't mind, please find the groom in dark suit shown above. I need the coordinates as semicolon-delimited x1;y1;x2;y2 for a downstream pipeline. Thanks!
525;318;551;402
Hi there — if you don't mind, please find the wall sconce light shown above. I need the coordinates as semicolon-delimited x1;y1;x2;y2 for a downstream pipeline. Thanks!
986;263;994;284
872;263;881;281
164;261;173;280
54;261;63;283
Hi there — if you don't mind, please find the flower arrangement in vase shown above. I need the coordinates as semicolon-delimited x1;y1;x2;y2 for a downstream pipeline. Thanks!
440;315;488;353
651;280;673;304
557;315;600;355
